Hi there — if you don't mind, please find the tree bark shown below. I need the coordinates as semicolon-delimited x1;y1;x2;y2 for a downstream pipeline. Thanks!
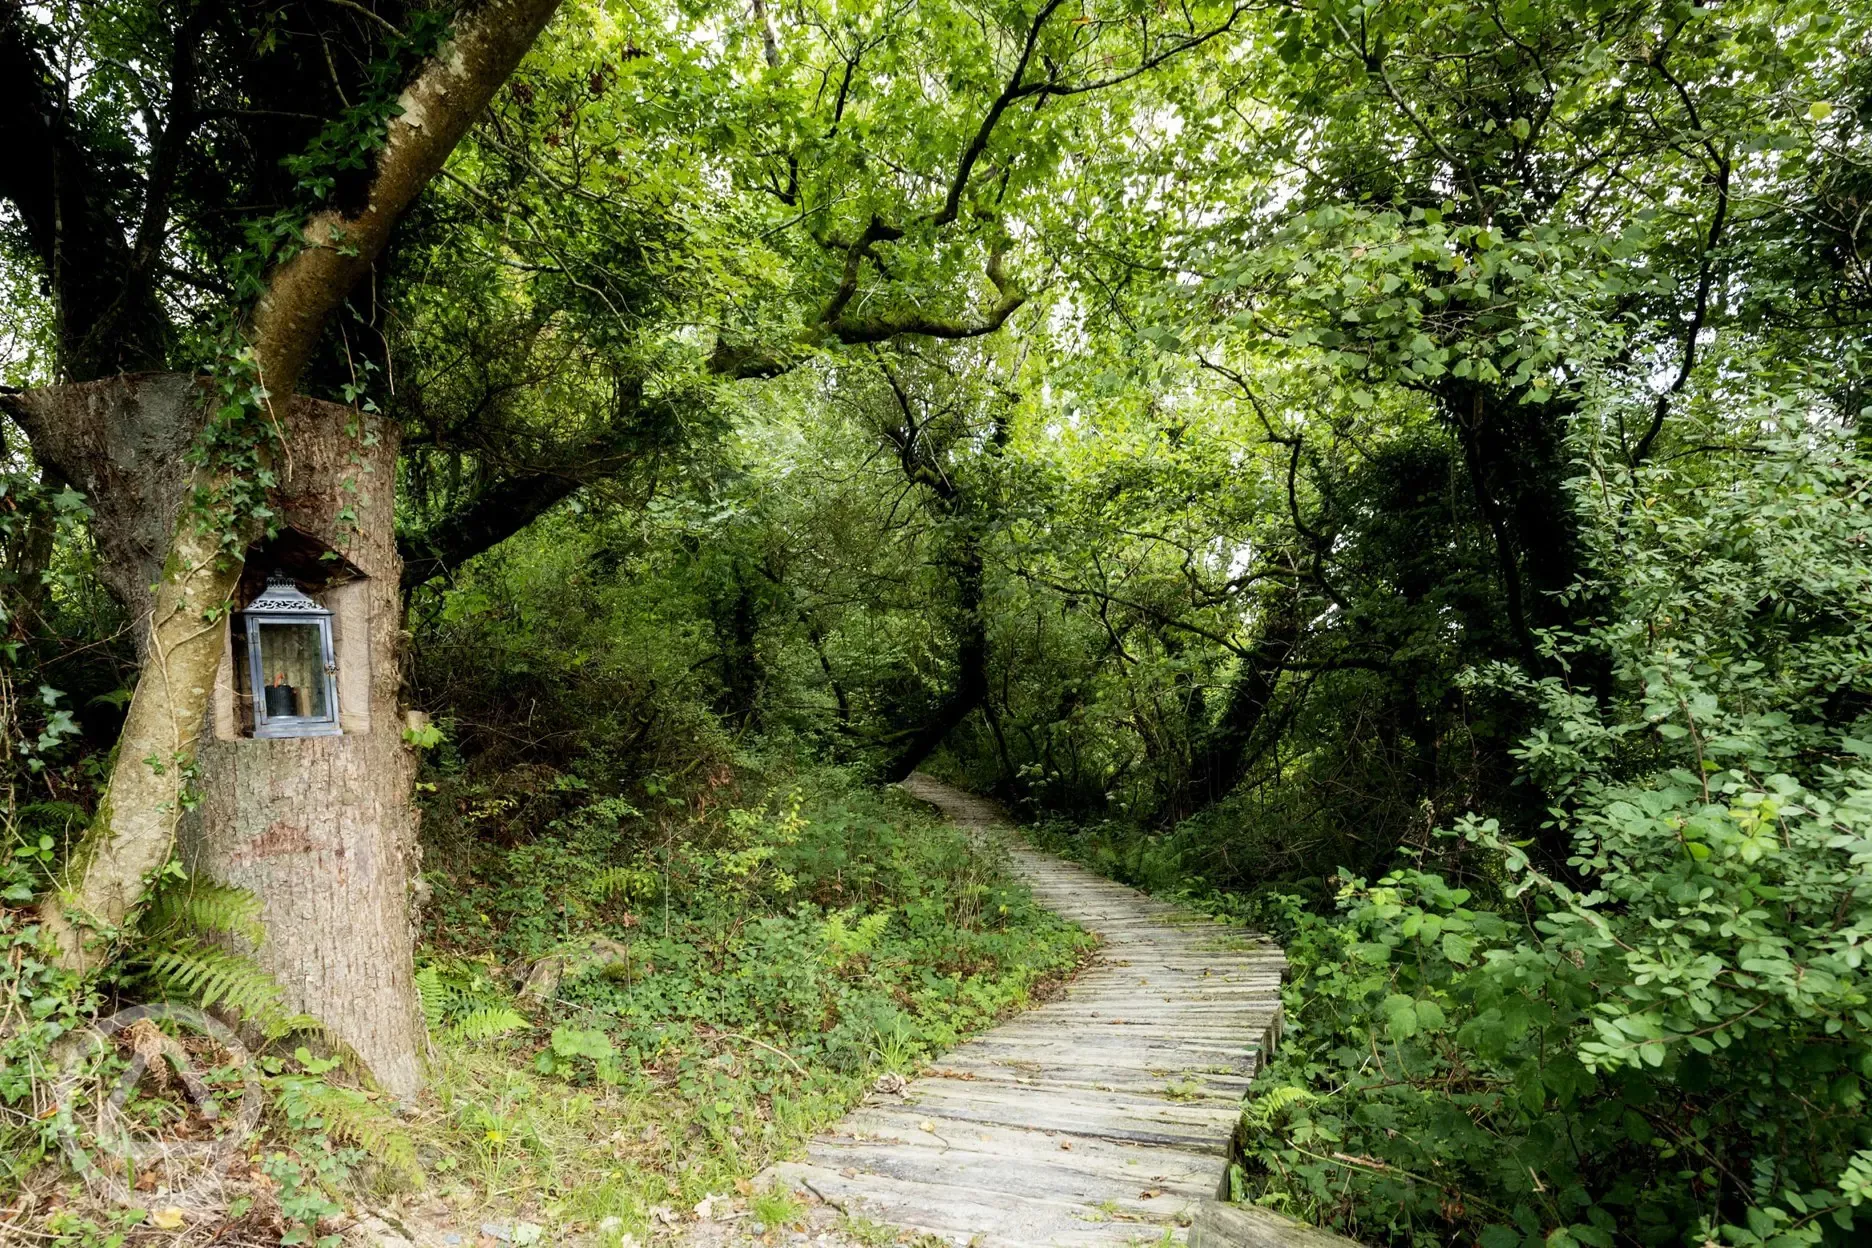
1178;597;1300;815
879;531;989;783
2;375;203;634
37;0;564;969
182;403;425;1096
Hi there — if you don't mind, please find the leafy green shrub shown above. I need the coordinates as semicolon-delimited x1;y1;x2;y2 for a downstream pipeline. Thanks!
1240;437;1872;1246
424;758;1091;1137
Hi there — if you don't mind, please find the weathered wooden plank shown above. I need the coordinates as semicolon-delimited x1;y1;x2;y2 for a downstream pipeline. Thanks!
738;775;1343;1248
1188;1201;1362;1248
922;1061;1253;1101
773;1162;1190;1247
806;1138;1217;1206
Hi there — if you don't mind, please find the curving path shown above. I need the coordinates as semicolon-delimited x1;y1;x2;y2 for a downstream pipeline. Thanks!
763;775;1339;1247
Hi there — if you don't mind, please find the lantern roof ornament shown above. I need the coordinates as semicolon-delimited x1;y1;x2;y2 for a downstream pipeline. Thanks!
246;571;332;616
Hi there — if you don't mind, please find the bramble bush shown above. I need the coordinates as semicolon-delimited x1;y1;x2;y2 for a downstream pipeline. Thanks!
1237;435;1872;1246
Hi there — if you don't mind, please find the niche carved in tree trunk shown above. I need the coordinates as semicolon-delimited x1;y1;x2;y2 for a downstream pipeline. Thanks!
9;374;428;1092
175;398;425;1096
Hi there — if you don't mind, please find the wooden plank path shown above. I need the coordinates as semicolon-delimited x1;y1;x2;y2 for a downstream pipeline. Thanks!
762;774;1338;1247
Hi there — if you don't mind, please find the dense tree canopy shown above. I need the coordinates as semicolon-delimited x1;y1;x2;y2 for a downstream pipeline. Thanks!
4;0;1872;1243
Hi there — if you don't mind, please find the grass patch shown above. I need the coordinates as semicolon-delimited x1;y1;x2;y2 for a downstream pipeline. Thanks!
395;763;1094;1240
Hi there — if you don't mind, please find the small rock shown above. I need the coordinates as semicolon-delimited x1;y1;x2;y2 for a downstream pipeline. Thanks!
872;1071;908;1096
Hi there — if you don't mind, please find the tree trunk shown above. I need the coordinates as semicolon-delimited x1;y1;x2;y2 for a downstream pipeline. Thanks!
2;374;203;637
1177;598;1300;817
880;531;988;783
30;0;563;970
182;402;424;1095
8;375;425;1092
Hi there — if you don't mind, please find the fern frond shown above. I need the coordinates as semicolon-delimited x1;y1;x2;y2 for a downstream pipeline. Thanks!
273;1074;421;1183
142;880;266;945
586;866;654;902
141;940;313;1040
451;1006;529;1040
1245;1084;1317;1129
414;964;450;1029
415;959;530;1041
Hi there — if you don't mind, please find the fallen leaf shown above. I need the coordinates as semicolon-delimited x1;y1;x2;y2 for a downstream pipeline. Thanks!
918;1120;936;1132
1139;1189;1162;1199
149;1207;186;1230
1059;1141;1072;1151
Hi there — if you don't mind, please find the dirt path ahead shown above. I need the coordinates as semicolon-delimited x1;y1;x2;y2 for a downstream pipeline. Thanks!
762;774;1296;1247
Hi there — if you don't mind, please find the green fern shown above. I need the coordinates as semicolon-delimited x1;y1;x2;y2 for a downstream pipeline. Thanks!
414;964;450;1028
141;940;319;1040
273;1072;421;1183
415;961;529;1040
586;865;656;903
1244;1083;1317;1130
452;1005;530;1040
142;879;266;945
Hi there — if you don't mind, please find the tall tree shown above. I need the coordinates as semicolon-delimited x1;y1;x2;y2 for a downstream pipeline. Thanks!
1;0;564;1089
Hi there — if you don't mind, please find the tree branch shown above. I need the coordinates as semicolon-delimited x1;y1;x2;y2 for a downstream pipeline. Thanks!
827;240;1026;344
935;0;1066;228
251;0;563;399
1630;44;1730;465
399;469;584;591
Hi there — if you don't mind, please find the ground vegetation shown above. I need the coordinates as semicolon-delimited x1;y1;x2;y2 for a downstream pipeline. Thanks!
2;0;1871;1244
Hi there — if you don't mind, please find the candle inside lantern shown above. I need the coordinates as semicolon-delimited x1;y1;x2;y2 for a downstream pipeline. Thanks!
241;571;340;736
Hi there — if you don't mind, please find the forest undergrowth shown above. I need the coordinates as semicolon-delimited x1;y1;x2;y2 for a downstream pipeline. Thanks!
2;759;1090;1246
1017;436;1872;1248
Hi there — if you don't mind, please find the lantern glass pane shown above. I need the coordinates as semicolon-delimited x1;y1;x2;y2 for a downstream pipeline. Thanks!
256;622;330;719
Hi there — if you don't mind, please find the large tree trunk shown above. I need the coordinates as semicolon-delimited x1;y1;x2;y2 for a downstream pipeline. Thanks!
183;401;424;1095
3;374;201;635
11;376;426;1092
31;0;563;971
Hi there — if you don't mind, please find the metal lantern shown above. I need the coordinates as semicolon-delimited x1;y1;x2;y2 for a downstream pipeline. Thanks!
241;571;342;738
